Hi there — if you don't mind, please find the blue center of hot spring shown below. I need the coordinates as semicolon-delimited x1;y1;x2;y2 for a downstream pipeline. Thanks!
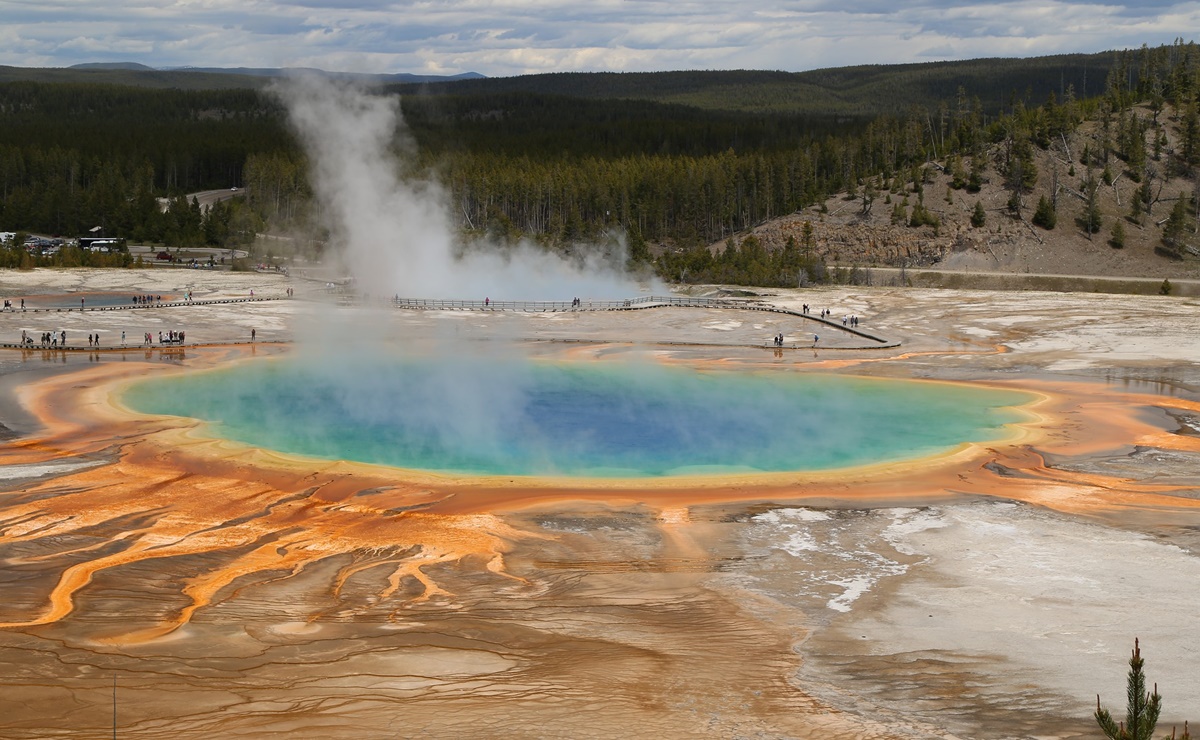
123;357;1031;477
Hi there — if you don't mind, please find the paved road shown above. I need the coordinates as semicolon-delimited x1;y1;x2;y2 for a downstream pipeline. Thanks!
158;188;243;213
864;266;1200;295
869;265;1200;286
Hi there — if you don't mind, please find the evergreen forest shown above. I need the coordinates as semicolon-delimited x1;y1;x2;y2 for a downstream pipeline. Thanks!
2;42;1199;284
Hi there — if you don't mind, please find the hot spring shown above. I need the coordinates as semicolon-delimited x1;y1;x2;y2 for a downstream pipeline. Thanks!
123;356;1033;478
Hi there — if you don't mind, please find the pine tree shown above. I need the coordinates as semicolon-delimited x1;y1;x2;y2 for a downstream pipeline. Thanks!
970;201;986;227
1181;103;1200;173
1095;638;1162;740
1129;191;1144;224
1163;197;1190;248
1032;195;1057;229
1080;174;1103;238
1110;218;1126;248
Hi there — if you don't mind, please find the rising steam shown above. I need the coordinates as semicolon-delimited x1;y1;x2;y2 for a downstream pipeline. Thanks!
273;74;657;300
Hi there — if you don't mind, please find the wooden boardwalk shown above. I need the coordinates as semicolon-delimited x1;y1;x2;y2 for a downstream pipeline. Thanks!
0;294;899;351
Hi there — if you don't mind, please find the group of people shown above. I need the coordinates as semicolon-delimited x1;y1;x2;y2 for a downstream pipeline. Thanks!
23;330;66;347
771;331;820;347
800;303;863;328
767;301;866;349
3;299;23;310
17;328;190;348
132;294;162;305
772;331;820;347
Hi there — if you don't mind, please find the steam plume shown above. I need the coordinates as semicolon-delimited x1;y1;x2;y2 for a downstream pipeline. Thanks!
274;74;657;300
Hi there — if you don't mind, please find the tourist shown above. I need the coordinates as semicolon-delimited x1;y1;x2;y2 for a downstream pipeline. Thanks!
813;334;819;347
121;330;126;347
251;328;256;341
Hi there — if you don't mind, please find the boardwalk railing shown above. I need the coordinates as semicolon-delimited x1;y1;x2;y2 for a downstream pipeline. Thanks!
0;293;898;350
8;296;280;314
390;295;739;312
390;294;895;346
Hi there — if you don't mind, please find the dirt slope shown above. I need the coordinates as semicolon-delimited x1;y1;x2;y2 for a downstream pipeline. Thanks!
722;106;1200;281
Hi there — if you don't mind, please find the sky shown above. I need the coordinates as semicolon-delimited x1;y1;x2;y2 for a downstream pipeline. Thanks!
1;0;1197;78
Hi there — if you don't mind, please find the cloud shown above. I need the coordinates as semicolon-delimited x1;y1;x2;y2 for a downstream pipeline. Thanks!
0;0;1196;75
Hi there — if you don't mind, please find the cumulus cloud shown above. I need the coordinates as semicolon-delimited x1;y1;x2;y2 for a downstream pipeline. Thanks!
0;0;1196;75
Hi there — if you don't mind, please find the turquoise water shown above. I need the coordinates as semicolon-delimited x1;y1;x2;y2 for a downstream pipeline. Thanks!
123;357;1032;477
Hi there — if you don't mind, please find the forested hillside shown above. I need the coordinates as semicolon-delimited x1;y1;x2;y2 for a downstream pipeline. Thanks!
1;42;1198;282
392;53;1116;117
1;51;1123;117
0;65;274;90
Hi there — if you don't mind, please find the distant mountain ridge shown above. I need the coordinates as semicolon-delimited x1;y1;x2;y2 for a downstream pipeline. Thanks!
0;63;483;90
164;66;486;84
70;62;156;71
390;52;1119;117
67;62;485;85
0;50;1126;117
